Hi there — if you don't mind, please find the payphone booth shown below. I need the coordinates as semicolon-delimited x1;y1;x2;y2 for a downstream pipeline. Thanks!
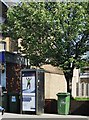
21;69;45;115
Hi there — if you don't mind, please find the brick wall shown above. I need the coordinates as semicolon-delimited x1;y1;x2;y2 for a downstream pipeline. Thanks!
6;62;25;93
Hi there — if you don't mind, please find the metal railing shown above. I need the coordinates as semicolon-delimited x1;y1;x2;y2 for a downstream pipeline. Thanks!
76;82;89;97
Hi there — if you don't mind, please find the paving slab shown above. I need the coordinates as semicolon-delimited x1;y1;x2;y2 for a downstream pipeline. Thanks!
0;113;88;120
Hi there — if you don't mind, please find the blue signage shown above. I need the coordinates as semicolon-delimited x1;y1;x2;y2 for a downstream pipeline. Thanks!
0;52;5;63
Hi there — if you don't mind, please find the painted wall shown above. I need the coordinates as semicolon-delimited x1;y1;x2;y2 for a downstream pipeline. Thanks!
72;68;80;98
45;72;67;100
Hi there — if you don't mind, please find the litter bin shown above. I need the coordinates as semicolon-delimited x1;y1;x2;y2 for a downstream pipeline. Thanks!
9;93;20;113
56;93;70;115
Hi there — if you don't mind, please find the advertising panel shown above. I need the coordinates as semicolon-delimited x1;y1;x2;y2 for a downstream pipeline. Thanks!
22;72;35;111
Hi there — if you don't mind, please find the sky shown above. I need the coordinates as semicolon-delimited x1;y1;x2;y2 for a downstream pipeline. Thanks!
4;0;20;2
1;0;20;7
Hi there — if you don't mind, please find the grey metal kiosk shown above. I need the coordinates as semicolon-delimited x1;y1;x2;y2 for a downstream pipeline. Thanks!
20;69;44;115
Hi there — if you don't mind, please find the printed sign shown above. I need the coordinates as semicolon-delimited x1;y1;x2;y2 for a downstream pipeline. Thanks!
22;94;35;111
11;96;16;102
22;72;36;111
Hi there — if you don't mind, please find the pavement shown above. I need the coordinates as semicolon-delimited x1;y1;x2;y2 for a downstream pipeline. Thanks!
0;112;89;120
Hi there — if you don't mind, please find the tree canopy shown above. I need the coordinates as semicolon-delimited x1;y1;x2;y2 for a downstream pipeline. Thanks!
2;2;89;92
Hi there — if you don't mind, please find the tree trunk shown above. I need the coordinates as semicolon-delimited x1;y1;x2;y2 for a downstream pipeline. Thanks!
64;67;74;93
64;72;71;93
66;79;70;93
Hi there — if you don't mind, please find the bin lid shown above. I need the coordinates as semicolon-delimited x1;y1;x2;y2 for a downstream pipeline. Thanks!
56;92;70;96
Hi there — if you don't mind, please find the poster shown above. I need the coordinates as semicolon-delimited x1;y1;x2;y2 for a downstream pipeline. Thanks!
22;72;35;111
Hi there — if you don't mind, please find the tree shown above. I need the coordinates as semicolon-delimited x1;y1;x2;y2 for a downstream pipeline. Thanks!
2;2;89;92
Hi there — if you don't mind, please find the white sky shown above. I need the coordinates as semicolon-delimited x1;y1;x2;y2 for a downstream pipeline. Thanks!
2;0;20;3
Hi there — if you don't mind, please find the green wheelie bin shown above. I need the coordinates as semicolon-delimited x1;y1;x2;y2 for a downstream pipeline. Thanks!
56;93;70;115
